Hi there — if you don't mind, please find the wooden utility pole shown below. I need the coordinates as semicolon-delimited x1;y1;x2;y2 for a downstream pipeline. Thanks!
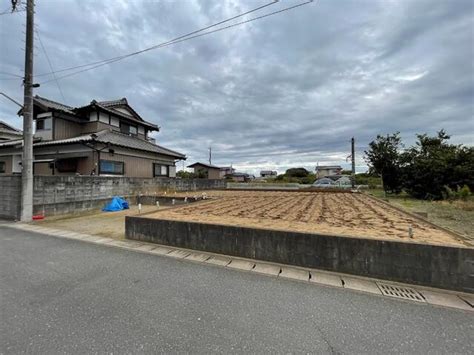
21;0;35;222
209;146;212;165
351;137;356;188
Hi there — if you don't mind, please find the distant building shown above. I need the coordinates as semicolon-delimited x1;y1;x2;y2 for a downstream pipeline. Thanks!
188;162;222;179
0;121;22;141
220;166;235;178
315;165;342;178
260;170;277;178
225;172;254;182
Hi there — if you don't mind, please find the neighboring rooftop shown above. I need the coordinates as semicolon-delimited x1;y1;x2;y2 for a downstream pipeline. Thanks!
187;162;222;170
260;170;277;175
0;120;22;133
32;95;159;130
316;165;342;170
1;130;186;159
33;95;75;114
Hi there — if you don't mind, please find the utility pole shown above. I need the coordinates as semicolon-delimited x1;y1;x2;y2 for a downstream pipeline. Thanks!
209;146;212;165
21;0;35;222
351;137;356;188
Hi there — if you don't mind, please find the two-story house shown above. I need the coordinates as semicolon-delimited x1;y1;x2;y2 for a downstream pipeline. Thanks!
0;95;186;177
315;165;343;179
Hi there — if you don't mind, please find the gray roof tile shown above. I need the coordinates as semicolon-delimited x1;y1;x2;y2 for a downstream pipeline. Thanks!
30;130;185;159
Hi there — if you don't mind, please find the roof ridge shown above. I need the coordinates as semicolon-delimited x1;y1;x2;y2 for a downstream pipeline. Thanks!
96;98;128;106
0;120;22;132
34;95;74;109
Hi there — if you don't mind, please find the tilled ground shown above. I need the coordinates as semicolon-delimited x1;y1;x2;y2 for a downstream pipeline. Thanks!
147;191;468;247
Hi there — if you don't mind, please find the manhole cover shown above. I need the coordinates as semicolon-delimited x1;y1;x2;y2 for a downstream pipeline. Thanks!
376;282;425;302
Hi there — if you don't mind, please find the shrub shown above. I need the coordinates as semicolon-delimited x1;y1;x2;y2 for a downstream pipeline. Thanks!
458;185;471;201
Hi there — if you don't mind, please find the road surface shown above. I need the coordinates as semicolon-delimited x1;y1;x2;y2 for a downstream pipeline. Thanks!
1;226;472;353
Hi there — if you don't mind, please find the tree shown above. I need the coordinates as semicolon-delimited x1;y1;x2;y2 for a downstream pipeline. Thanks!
285;167;309;178
401;130;474;200
176;170;196;179
365;133;403;194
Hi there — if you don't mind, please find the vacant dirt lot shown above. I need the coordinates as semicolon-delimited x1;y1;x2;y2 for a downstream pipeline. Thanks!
147;191;468;247
35;205;161;240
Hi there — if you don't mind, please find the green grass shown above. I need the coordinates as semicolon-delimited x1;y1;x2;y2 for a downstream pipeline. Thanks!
367;189;474;240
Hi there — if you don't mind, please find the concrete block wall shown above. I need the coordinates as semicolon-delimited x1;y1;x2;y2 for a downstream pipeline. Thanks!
0;176;22;220
32;176;226;216
0;175;226;219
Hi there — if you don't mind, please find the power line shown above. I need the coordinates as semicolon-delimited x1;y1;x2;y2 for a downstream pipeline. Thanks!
35;0;280;79
35;28;66;101
39;0;313;84
0;8;25;15
0;71;22;77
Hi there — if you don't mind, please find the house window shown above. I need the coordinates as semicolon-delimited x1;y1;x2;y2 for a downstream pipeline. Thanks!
120;122;138;135
36;118;52;131
138;126;145;135
153;163;168;177
99;160;124;175
0;161;5;173
55;158;78;173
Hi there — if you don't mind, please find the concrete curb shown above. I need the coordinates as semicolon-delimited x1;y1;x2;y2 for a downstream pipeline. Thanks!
3;222;473;313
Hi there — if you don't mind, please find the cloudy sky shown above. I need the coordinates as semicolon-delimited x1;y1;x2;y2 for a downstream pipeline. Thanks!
1;0;473;174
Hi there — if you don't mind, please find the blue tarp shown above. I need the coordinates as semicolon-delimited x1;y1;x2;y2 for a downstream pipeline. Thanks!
102;196;129;212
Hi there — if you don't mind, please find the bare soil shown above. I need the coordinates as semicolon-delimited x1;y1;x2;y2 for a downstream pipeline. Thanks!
147;191;469;247
35;205;162;240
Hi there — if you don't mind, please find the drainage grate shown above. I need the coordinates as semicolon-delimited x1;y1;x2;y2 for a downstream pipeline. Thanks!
376;282;425;302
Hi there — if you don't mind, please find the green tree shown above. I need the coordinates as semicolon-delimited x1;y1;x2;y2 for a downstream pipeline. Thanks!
285;167;309;178
365;133;403;194
401;130;474;200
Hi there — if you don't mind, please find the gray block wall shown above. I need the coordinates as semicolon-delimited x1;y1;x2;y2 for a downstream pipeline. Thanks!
0;175;226;219
0;176;22;220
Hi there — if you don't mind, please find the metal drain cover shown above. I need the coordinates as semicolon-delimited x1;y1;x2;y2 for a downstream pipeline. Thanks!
376;282;425;302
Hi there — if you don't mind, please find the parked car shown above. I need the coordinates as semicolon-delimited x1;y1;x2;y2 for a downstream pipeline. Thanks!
312;178;334;188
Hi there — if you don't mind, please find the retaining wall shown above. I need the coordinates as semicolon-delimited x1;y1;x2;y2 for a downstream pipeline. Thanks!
0;175;226;220
125;217;474;293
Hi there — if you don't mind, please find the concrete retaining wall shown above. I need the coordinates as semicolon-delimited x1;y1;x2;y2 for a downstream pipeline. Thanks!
125;217;474;293
0;175;226;220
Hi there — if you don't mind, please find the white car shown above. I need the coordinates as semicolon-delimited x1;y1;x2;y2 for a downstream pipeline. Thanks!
312;178;334;188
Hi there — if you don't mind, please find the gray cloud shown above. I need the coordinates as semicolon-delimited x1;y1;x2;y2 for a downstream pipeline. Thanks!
1;0;473;174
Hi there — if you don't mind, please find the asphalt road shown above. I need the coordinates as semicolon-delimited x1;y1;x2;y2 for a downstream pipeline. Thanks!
1;226;473;354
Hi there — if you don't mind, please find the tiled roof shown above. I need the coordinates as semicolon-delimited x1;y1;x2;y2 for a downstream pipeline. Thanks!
34;96;159;130
0;138;23;147
0;120;22;132
34;96;75;114
96;98;128;107
31;130;186;159
187;162;221;169
93;102;158;130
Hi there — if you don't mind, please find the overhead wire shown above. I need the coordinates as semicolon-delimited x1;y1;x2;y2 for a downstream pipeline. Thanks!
35;28;66;101
39;0;313;84
34;0;280;79
0;8;25;16
1;0;282;83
